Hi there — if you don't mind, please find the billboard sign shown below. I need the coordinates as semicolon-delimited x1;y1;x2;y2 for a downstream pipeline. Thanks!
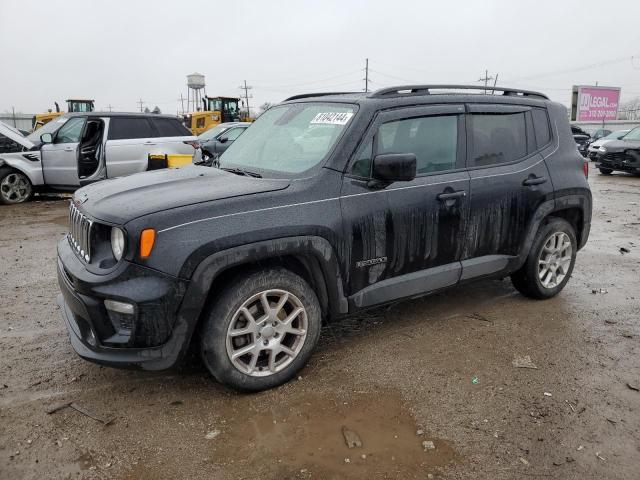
574;86;621;121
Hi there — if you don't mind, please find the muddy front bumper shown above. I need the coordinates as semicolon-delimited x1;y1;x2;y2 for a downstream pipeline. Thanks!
57;237;191;370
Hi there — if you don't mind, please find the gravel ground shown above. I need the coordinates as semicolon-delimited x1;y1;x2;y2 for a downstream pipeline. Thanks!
1;172;639;479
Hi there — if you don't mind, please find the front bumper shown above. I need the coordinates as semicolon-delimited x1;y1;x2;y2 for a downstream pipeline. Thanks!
596;154;640;173
57;237;191;370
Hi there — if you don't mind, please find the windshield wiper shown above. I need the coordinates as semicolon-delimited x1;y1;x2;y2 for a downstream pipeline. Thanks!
220;166;262;178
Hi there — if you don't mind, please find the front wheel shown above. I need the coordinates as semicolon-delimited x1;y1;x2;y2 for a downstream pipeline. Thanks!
511;218;577;299
599;167;613;175
200;268;321;392
0;168;33;205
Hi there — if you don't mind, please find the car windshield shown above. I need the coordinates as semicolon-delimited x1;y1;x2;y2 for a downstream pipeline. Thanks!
621;127;640;141
26;116;69;143
199;124;230;142
220;103;356;175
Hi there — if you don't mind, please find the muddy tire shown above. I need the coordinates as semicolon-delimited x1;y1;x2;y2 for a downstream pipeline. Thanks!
599;167;613;175
511;218;577;299
0;167;33;205
200;268;321;392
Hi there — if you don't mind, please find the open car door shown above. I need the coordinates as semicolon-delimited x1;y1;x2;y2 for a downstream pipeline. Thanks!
77;117;107;186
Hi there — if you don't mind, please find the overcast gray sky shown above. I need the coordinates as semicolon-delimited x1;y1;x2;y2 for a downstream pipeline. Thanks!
1;0;639;115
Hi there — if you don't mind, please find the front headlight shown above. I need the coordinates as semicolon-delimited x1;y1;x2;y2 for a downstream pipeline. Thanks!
599;146;607;153
110;227;125;261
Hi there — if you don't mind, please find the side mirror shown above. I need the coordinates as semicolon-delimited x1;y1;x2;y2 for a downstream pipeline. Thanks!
218;136;229;144
40;133;53;144
371;153;416;183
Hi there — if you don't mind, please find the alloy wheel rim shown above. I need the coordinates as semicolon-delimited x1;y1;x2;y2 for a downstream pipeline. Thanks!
538;232;572;289
0;173;31;203
225;289;308;377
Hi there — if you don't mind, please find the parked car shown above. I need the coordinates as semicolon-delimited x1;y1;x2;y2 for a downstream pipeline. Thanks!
587;129;630;160
197;122;250;165
0;113;200;204
571;125;592;157
594;126;640;175
57;85;591;391
0;122;28;154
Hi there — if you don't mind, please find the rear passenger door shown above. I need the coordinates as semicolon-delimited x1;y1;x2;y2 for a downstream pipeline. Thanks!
461;104;554;278
104;117;155;177
342;105;470;307
148;117;197;156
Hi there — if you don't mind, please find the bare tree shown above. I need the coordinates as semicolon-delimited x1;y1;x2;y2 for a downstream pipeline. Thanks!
618;97;640;121
259;102;275;112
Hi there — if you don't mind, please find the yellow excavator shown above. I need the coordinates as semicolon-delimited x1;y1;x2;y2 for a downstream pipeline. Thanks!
32;99;95;130
183;96;252;136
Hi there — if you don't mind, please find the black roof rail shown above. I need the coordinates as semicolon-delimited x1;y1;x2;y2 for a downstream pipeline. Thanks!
369;85;549;100
284;92;363;101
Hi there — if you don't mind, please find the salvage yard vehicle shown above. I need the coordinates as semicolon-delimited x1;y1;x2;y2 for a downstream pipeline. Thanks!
197;121;250;165
56;85;592;392
0;112;199;204
595;125;640;175
587;129;630;160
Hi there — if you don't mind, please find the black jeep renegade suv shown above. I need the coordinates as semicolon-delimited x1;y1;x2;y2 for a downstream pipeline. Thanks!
57;85;592;391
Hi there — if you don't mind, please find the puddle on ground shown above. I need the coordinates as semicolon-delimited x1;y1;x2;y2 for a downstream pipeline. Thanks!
124;389;457;479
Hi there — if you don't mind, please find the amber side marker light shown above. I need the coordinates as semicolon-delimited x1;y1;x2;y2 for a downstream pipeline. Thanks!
140;229;156;258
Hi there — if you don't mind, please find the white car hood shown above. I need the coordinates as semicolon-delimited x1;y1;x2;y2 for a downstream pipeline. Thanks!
0;121;34;149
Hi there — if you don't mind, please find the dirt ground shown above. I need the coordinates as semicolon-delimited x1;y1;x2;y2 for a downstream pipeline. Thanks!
1;171;639;480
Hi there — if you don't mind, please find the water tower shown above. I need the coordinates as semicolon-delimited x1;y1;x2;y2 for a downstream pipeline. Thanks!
187;73;206;112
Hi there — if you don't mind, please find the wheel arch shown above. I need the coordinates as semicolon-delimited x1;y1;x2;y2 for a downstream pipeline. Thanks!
0;155;42;187
176;236;348;350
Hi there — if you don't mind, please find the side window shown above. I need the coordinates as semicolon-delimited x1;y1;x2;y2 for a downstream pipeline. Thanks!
377;115;458;174
532;108;551;147
470;113;527;167
54;117;85;144
150;118;192;137
223;127;245;141
107;118;154;140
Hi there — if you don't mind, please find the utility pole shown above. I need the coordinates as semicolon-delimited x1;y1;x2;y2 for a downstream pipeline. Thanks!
491;73;499;94
106;104;113;112
239;80;253;118
478;69;494;93
137;98;145;112
11;106;16;127
364;58;369;93
178;94;185;115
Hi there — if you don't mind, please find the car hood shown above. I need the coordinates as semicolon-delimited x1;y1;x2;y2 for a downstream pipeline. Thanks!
0;121;34;149
601;139;640;152
75;165;290;224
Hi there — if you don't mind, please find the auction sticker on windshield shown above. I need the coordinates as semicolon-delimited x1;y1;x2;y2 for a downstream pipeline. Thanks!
310;112;354;125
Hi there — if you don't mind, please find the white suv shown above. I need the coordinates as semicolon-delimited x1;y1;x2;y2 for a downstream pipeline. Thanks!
0;113;201;204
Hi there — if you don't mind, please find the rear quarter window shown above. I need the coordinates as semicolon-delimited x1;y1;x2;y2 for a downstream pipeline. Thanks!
150;118;192;137
107;118;154;140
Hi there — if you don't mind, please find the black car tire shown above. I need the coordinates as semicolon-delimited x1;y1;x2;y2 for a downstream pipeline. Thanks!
511;218;577;300
200;268;321;392
599;167;613;175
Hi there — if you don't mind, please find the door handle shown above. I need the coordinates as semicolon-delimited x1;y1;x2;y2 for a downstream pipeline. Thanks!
144;142;156;146
437;190;466;201
64;147;74;152
522;176;548;186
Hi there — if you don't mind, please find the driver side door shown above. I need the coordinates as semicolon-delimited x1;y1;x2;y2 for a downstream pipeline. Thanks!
41;116;86;187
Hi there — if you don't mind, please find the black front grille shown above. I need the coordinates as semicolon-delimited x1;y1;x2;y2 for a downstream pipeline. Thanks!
68;202;93;262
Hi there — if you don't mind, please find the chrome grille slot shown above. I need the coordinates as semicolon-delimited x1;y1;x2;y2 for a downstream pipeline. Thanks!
68;202;93;262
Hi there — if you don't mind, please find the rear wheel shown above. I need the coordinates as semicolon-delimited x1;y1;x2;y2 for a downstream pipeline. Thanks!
0;168;33;204
200;268;321;392
599;167;613;175
511;218;577;299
